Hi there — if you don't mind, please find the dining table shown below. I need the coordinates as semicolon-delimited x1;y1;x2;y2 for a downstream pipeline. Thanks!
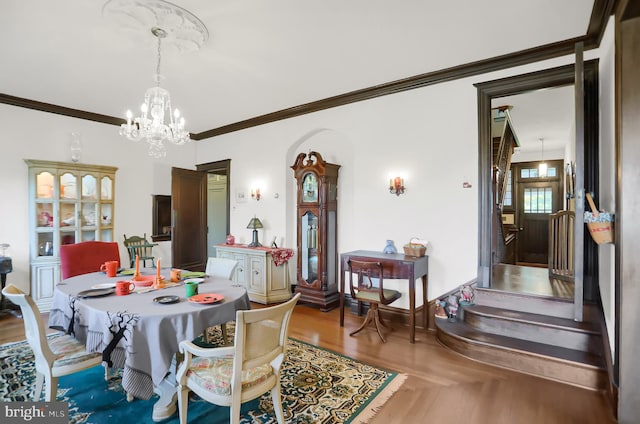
48;268;250;421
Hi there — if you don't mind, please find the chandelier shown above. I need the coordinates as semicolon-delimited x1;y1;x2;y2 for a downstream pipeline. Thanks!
120;27;189;158
105;0;208;158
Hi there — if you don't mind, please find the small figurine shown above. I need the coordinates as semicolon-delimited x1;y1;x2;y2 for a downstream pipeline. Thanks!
447;294;459;319
459;284;475;305
434;299;447;319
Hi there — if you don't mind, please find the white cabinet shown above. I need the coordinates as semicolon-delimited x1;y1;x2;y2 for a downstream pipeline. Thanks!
215;245;291;304
25;159;117;311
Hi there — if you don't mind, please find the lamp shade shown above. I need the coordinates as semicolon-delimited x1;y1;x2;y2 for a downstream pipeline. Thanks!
247;217;263;230
247;216;263;247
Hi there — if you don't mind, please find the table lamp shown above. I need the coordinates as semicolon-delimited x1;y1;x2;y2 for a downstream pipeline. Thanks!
247;216;264;247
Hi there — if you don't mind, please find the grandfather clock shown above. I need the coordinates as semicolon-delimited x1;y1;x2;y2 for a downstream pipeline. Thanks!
291;151;340;311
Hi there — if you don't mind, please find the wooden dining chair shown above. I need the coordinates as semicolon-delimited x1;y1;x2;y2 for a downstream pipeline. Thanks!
348;259;401;343
123;234;157;268
204;257;239;345
60;241;120;279
177;293;300;424
1;284;103;401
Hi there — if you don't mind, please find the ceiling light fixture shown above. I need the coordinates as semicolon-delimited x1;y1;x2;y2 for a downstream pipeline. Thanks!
120;27;189;158
538;138;547;177
105;0;209;158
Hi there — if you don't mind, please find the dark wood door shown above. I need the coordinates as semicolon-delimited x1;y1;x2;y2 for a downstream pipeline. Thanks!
171;167;207;271
517;178;562;264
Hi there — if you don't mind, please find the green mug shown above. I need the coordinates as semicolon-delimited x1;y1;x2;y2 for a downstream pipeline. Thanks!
185;281;198;298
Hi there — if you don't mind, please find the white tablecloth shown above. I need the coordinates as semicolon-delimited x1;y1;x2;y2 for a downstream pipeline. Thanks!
48;270;250;399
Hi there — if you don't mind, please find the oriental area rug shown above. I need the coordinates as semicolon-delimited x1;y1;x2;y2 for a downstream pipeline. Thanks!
1;333;405;424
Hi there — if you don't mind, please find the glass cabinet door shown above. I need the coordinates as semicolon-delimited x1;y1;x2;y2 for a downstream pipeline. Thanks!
36;171;54;199
60;173;77;200
300;211;319;284
101;176;113;200
81;174;97;200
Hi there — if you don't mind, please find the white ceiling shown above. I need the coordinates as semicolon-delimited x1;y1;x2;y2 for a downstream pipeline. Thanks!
1;0;595;136
494;85;575;155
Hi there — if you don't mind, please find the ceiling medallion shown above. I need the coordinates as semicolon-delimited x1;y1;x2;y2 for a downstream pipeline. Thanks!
102;0;209;52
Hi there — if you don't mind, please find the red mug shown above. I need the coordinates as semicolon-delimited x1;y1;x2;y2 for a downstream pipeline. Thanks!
100;261;118;277
115;280;136;296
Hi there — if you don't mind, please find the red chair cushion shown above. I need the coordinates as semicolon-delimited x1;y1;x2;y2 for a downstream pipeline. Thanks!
60;241;120;279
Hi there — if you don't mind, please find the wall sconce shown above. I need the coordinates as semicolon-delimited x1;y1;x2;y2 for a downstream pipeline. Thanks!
389;176;405;196
251;188;261;201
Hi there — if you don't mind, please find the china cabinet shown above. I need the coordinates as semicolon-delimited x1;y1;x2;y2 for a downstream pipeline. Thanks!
25;159;117;311
215;244;291;304
291;151;340;311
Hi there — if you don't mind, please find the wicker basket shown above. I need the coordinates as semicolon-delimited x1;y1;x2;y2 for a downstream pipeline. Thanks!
585;193;614;245
403;238;426;257
587;221;614;244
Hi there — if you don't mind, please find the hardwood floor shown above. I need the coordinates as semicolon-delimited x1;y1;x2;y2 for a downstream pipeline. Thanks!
492;263;574;299
0;304;615;423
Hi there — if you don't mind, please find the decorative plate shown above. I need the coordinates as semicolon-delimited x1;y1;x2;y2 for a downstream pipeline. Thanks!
188;293;224;304
183;277;205;284
153;295;180;305
91;283;116;289
77;288;115;298
130;275;164;287
119;269;135;275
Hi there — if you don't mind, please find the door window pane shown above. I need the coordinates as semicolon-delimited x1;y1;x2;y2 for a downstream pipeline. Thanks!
520;167;556;178
504;170;512;206
524;187;552;213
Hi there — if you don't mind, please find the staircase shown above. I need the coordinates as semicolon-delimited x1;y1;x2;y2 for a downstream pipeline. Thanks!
436;288;607;390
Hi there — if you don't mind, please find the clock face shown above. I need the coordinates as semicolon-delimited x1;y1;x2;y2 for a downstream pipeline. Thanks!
302;173;318;202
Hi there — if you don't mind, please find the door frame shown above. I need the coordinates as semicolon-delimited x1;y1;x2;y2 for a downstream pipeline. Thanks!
475;60;600;305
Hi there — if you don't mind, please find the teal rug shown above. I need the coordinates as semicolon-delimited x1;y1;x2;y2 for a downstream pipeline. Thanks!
1;333;405;423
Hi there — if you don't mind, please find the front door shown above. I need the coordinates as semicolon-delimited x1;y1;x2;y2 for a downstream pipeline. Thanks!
516;161;563;265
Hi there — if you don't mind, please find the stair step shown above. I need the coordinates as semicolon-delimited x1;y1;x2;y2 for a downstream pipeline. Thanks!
435;318;607;390
461;304;602;352
475;288;581;319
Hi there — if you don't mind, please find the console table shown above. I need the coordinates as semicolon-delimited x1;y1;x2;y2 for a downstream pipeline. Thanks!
215;244;293;304
339;250;429;343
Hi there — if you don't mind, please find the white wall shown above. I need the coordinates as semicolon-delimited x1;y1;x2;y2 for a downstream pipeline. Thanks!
0;45;609;310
